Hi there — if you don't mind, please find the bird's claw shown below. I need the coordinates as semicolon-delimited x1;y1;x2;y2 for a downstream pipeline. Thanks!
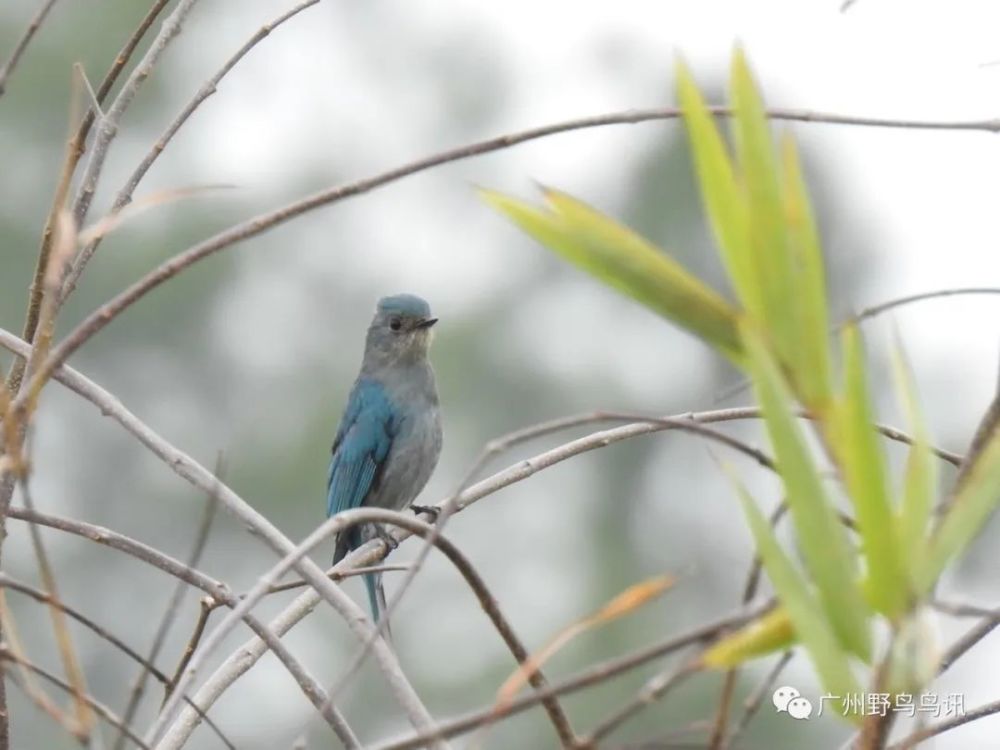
410;503;440;521
375;524;399;551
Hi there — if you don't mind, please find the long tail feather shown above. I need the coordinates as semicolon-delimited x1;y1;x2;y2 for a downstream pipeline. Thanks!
363;572;392;641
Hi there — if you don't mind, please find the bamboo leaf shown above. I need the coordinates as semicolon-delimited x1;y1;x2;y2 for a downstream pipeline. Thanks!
920;427;1000;592
835;325;907;618
675;59;761;319
726;478;861;701
481;188;744;360
780;134;833;409
890;335;937;587
702;606;796;668
743;324;871;659
730;48;796;369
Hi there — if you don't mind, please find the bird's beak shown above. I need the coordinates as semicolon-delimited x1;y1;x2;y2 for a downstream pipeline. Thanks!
415;317;438;329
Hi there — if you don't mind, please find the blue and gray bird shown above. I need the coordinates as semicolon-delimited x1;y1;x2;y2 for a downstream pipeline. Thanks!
327;294;443;624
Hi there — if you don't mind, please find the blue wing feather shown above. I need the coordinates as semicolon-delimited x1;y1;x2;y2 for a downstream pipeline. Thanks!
326;378;396;518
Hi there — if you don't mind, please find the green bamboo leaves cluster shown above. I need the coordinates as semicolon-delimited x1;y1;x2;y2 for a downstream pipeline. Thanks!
482;48;1000;715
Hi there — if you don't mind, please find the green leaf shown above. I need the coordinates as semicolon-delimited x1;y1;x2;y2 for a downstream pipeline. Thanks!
675;59;761;320
480;187;744;361
703;606;795;668
780;134;833;409
743;323;872;659
729;479;861;701
919;424;1000;592
890;335;937;588
835;325;907;618
730;49;797;370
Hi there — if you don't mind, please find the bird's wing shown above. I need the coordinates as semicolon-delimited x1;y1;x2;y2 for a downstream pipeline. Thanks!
326;378;396;519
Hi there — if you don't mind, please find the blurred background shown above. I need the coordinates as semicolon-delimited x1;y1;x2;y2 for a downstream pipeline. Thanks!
1;1;1000;748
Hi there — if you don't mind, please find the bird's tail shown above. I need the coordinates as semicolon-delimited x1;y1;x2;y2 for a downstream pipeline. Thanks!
363;572;392;641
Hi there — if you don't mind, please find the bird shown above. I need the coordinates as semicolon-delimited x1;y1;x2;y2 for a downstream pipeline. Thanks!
326;293;443;627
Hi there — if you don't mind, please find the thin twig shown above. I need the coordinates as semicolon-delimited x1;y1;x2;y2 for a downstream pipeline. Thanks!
852;287;1000;323
4;0;173;397
0;0;61;97
5;504;359;748
939;615;1000;675
0;333;422;748
709;502;788;750
727;651;794;745
889;696;1000;749
113;457;223;750
0;574;235;749
1;646;149;750
304;510;577;749
931;598;999;619
0;327;965;747
322;411;776;738
719;286;1000;405
62;0;324;300
19;103;1000;419
17;476;94;739
577;658;702;746
369;602;773;750
0;591;71;732
70;0;202;229
153;509;458;750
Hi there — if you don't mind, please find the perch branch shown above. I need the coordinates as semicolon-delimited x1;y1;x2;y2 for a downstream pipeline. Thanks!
62;0;324;300
0;0;61;97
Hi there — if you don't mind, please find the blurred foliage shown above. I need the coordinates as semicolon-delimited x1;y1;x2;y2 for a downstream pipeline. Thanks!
487;47;1000;727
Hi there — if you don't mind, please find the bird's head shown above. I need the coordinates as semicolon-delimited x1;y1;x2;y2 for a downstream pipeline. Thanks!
363;293;438;369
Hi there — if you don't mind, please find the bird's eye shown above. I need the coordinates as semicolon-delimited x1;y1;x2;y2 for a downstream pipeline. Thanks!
389;317;402;331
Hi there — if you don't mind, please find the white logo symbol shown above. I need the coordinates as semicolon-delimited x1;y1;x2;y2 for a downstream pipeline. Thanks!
773;686;813;720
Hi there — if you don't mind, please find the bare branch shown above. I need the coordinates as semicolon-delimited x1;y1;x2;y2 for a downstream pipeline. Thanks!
323;410;776;736
577;658;701;746
70;0;202;228
0;329;430;746
16;475;94;738
889;696;1000;749
0;573;235;749
62;0;323;300
0;0;61;97
5;505;358;748
113;458;222;750
369;602;772;750
1;646;149;750
727;651;794;746
852;287;1000;323
308;510;578;748
20;103;1000;414
4;0;173;398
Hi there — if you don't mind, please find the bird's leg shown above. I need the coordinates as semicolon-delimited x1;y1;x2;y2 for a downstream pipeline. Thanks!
374;523;399;552
409;503;440;521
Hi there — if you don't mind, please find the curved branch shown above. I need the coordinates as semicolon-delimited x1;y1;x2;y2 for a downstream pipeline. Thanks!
853;287;1000;323
5;505;358;749
369;601;772;750
578;658;701;746
1;646;149;750
62;0;323;300
324;410;778;737
0;573;235;749
0;0;61;97
0;330;432;746
113;464;220;750
20;106;1000;410
316;509;577;748
889;696;1000;749
69;0;201;228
